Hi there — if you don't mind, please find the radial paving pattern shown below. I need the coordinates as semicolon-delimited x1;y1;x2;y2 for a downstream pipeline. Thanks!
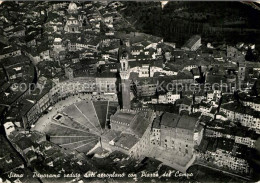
46;100;118;153
93;101;109;129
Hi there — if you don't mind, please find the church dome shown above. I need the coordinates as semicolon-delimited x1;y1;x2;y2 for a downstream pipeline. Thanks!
68;2;77;12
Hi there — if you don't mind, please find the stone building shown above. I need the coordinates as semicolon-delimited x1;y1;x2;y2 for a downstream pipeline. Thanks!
181;35;201;51
157;113;200;156
220;102;260;133
119;51;131;109
64;2;84;33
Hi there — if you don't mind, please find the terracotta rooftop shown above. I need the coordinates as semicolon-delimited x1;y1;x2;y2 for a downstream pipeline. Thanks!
160;112;198;131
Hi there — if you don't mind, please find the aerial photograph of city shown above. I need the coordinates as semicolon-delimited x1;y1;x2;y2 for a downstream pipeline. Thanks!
0;1;260;182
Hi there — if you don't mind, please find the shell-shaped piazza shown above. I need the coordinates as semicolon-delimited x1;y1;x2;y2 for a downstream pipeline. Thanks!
33;96;118;154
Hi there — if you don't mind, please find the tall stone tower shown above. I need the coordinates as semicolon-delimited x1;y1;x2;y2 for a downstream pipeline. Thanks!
238;62;246;82
120;51;131;109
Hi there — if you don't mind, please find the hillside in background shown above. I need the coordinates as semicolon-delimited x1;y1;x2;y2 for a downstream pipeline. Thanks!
118;1;260;49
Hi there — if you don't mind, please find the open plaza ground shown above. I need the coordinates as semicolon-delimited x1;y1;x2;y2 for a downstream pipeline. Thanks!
32;94;119;154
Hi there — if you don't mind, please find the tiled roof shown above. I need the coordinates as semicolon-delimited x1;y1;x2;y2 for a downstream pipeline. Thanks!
221;101;260;118
177;115;198;131
161;112;197;131
152;115;161;129
110;110;136;125
182;35;201;49
128;59;163;68
161;112;180;128
114;133;138;149
130;111;153;138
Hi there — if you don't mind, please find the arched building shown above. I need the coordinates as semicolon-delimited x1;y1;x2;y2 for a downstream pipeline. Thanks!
64;2;84;33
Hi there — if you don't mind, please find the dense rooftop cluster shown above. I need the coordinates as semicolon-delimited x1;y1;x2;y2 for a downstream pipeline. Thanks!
0;1;260;182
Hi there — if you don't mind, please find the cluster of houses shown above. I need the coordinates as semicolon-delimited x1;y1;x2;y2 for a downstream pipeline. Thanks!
0;1;260;180
2;122;91;182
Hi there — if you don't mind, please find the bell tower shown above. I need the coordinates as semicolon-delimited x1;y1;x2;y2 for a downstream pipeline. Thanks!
120;52;129;79
238;62;246;82
120;51;131;109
